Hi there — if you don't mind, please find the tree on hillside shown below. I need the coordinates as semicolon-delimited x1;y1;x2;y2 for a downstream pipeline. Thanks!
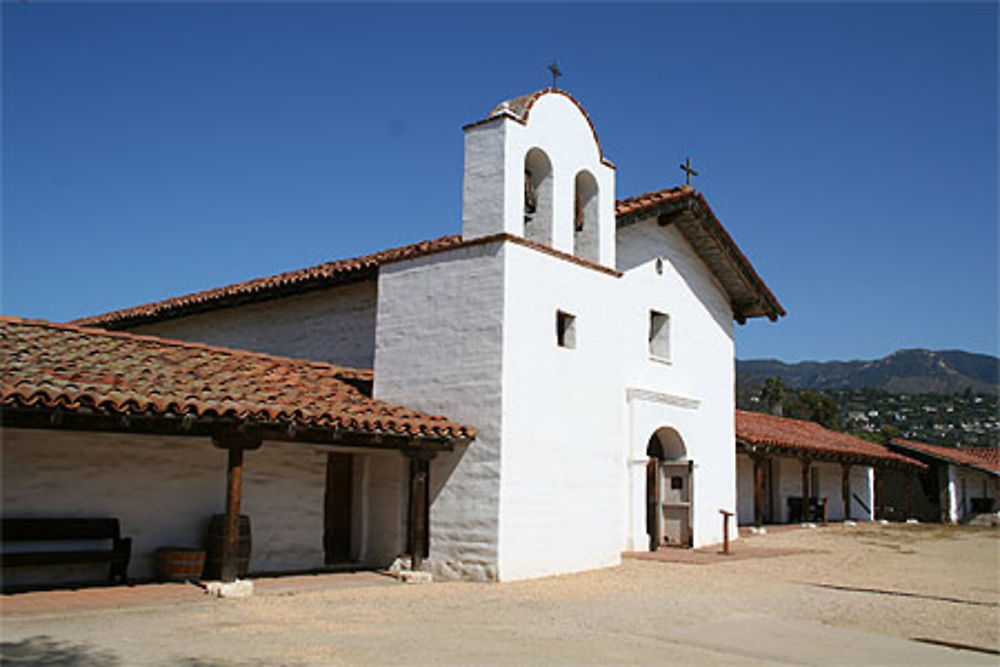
787;390;839;429
759;377;787;416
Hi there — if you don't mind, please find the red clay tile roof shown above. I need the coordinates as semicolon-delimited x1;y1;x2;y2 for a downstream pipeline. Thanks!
736;410;923;468
1;317;473;441
616;186;785;322
75;186;782;329
890;438;1000;476
73;235;464;330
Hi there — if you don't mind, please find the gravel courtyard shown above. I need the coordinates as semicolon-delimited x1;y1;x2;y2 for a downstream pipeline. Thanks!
2;523;998;665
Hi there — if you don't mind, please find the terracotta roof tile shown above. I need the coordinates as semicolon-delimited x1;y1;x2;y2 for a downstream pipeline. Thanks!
890;438;1000;475
1;317;473;441
75;186;783;329
73;235;464;330
736;410;923;468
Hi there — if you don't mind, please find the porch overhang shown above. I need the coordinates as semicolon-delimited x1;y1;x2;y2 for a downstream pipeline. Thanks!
0;404;465;454
737;439;925;471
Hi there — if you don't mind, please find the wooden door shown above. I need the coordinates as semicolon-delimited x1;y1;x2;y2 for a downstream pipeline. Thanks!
324;453;353;564
661;462;691;546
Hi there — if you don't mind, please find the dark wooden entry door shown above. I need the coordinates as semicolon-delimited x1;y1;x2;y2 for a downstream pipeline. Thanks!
324;453;353;564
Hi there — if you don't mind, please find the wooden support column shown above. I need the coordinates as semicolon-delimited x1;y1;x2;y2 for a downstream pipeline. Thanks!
752;455;766;527
212;434;261;583
405;450;435;572
800;458;811;523
841;463;852;521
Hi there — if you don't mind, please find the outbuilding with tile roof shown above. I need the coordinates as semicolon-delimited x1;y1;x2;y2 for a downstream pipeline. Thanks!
1;317;470;587
734;410;924;526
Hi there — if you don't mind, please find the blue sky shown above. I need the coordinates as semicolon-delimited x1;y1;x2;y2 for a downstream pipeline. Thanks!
3;2;997;362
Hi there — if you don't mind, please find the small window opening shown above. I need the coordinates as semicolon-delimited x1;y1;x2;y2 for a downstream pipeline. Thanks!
556;310;576;349
649;311;670;360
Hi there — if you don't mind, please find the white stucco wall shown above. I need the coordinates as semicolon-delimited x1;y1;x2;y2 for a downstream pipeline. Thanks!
946;464;998;522
618;218;736;550
1;428;406;586
756;456;874;523
736;453;755;525
499;242;624;580
129;280;378;369
463;93;616;268
373;241;507;582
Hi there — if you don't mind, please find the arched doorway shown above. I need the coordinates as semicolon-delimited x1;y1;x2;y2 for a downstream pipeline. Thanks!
646;427;692;550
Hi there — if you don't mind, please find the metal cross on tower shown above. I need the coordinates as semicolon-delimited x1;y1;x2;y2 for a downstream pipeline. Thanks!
548;61;562;89
679;156;699;186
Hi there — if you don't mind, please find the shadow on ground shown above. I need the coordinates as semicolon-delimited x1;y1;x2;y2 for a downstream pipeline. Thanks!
1;635;119;666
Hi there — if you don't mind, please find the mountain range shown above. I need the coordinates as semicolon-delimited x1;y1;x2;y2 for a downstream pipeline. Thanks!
738;349;1000;396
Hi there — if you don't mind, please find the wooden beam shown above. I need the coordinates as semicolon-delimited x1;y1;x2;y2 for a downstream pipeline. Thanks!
405;451;434;572
800;458;811;523
212;435;261;583
0;406;461;452
841;463;852;521
752;455;766;527
222;446;244;583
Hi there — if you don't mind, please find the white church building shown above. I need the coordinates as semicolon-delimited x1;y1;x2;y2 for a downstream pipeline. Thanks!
3;89;784;584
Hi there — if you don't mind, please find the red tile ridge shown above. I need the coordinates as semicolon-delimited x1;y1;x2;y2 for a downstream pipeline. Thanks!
73;235;464;329
2;315;366;378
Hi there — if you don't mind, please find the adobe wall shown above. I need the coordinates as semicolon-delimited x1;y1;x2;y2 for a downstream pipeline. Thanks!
128;280;377;369
1;429;404;586
374;241;507;581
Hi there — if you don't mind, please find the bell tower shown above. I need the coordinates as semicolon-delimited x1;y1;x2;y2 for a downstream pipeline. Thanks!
461;89;617;267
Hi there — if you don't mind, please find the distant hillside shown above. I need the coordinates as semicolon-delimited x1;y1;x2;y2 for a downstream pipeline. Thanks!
738;349;1000;395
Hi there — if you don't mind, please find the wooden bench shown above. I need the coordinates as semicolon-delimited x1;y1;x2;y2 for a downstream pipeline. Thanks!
1;518;132;584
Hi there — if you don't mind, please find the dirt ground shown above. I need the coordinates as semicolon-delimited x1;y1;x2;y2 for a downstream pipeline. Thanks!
2;523;998;665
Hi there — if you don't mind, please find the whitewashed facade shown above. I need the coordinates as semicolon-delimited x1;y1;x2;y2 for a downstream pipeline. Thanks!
375;91;745;580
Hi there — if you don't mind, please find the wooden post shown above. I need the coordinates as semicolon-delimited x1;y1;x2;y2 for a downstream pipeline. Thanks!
719;509;734;554
752;456;765;527
800;459;811;523
222;446;244;583
405;451;434;572
841;463;852;521
212;434;261;583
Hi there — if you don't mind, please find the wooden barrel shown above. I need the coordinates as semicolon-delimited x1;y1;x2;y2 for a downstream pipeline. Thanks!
155;548;205;581
203;514;251;579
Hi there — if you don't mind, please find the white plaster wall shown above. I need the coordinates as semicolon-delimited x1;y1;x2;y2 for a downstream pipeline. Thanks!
499;243;624;580
948;464;998;522
1;428;407;587
241;444;406;573
129;280;378;369
850;465;875;520
775;457;804;523
373;242;507;581
618;218;736;550
463;94;616;268
736;453;755;525
2;429;224;584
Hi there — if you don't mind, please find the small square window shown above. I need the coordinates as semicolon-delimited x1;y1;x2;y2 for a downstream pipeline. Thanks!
649;310;670;360
556;310;576;349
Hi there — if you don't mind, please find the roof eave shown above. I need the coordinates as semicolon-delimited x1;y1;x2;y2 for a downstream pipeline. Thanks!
616;191;786;323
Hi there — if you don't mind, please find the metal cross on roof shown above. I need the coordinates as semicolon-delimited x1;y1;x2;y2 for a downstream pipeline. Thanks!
548;61;562;89
680;156;699;186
